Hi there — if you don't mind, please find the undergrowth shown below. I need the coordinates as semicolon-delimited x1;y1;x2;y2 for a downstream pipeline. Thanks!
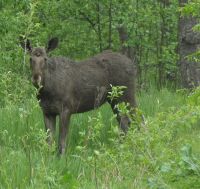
0;87;199;188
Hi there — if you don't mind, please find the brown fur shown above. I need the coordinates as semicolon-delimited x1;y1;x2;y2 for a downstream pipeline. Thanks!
20;38;137;154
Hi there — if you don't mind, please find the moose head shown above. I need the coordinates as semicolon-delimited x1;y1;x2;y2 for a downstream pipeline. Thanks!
20;37;58;87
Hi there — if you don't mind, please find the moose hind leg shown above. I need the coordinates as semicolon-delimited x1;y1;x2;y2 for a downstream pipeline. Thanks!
119;115;131;134
118;89;137;132
109;90;136;133
109;103;130;134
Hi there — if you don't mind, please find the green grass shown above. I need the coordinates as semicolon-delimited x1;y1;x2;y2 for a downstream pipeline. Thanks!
0;88;200;188
138;87;186;117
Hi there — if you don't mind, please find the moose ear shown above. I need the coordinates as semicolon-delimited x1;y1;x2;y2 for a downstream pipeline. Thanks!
19;36;32;53
47;37;59;52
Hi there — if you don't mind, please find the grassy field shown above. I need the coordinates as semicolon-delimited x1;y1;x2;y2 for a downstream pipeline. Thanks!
0;88;200;189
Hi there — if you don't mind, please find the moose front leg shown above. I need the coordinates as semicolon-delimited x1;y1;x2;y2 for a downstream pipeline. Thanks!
43;113;56;145
58;109;71;155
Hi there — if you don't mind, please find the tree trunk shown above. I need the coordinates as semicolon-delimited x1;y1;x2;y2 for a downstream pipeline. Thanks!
178;0;200;88
117;26;136;62
117;26;137;82
108;0;112;49
96;1;102;52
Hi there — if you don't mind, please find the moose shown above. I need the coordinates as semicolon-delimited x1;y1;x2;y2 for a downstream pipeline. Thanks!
20;37;137;154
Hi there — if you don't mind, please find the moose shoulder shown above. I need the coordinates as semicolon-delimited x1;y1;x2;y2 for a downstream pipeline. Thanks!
20;37;137;154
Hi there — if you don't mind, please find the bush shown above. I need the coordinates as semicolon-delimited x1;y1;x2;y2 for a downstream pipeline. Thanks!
0;71;33;106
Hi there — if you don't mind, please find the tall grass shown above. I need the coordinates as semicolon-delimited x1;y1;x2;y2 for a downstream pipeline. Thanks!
0;88;199;188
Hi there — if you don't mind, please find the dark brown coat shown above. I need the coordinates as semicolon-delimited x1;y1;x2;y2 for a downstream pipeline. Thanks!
20;38;136;154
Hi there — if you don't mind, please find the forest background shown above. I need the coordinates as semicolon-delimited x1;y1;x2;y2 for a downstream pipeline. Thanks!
0;0;200;188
